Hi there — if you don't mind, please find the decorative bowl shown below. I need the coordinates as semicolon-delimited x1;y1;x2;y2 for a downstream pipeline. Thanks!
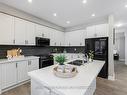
53;66;78;78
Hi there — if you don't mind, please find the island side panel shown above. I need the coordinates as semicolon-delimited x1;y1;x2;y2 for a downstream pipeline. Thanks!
31;79;59;95
84;78;96;95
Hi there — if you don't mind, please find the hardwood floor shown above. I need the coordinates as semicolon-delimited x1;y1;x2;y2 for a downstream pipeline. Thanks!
1;61;127;95
95;61;127;95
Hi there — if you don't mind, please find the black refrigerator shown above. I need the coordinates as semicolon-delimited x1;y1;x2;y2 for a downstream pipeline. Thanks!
85;37;108;78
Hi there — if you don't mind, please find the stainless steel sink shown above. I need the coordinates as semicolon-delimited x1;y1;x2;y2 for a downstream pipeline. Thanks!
68;60;87;66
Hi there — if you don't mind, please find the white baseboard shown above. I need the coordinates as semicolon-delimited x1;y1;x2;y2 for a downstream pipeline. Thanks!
119;59;125;61
108;75;115;81
0;89;1;94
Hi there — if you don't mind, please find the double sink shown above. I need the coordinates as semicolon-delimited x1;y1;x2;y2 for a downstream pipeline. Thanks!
68;60;87;66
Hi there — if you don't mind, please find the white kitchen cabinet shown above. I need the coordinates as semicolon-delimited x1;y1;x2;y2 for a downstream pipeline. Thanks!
95;24;109;37
15;18;36;45
86;24;109;38
28;59;39;72
35;24;50;38
26;21;36;45
0;57;39;94
50;29;64;46
0;13;14;45
17;61;29;83
14;17;26;45
1;62;17;89
65;30;86;46
86;26;96;38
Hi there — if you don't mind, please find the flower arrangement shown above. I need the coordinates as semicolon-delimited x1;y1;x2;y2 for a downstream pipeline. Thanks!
88;50;94;61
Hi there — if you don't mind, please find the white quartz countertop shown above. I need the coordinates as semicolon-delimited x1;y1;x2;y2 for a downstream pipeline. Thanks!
0;56;39;64
28;60;104;95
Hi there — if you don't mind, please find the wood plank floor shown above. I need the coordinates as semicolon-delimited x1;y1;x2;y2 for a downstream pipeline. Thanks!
1;61;127;95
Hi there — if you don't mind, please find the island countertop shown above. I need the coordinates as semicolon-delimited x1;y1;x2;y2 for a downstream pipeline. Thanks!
28;60;104;95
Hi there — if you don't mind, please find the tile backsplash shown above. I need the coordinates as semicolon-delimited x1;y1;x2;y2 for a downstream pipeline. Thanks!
0;45;85;59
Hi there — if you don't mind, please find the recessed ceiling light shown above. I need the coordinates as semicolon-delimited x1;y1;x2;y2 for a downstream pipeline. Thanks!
66;21;70;24
125;5;127;8
53;13;57;17
115;23;123;27
82;0;87;4
28;0;32;3
92;14;95;17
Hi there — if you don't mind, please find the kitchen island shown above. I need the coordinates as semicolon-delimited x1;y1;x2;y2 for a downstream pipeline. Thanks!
28;60;104;95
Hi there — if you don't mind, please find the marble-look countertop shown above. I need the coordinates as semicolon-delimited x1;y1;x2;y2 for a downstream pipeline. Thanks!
0;56;39;64
28;60;104;95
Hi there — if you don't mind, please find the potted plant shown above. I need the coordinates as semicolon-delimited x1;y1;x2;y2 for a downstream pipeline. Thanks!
88;50;94;62
55;55;67;65
55;55;67;72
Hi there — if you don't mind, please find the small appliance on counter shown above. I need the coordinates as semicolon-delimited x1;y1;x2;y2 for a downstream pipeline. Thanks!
7;48;24;60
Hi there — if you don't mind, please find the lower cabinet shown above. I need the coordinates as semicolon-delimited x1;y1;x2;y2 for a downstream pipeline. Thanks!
17;61;29;83
28;59;39;72
0;65;1;92
1;62;17;89
0;58;39;91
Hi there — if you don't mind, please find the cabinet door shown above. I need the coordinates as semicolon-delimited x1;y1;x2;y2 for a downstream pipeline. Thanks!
28;59;39;72
14;17;26;45
35;24;50;38
95;24;109;37
65;30;86;46
1;62;17;89
65;32;72;46
86;26;96;38
57;31;65;46
26;21;35;45
17;61;28;83
0;13;14;45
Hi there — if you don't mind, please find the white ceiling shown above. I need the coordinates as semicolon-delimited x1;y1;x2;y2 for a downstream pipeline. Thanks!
0;0;127;28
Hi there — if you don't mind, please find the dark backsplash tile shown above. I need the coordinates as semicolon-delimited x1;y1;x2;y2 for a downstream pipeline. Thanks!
0;45;85;59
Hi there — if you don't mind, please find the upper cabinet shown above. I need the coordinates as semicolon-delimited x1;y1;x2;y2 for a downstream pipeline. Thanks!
86;24;109;38
65;30;86;46
0;13;14;45
25;21;35;45
14;18;26;45
35;24;50;38
0;13;109;46
50;29;65;46
14;18;36;45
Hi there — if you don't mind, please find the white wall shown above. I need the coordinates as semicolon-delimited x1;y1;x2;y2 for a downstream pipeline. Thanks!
114;32;125;61
125;31;127;65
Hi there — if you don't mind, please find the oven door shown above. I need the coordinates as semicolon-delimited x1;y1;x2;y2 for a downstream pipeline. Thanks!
39;59;53;69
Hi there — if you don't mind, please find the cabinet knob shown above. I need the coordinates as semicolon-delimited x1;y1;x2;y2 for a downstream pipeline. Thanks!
80;43;82;46
42;33;44;37
16;63;17;68
94;33;97;37
13;40;15;44
54;42;56;46
25;40;27;44
27;40;28;44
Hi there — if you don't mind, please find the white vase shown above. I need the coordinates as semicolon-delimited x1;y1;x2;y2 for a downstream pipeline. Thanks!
58;65;65;73
88;58;93;62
